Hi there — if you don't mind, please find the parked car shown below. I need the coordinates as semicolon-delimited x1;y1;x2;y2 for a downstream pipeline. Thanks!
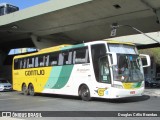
145;77;159;88
0;78;12;91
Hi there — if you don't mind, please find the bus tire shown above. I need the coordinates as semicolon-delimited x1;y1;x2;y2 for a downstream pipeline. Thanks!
22;84;28;95
28;84;35;96
79;85;91;101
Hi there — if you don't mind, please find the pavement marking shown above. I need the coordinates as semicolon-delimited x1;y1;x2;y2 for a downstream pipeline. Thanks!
0;98;20;101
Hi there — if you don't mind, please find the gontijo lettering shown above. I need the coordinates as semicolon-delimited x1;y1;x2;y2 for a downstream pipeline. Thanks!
25;70;45;76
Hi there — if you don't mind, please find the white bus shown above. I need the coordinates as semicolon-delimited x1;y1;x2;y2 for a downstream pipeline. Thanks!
13;40;150;101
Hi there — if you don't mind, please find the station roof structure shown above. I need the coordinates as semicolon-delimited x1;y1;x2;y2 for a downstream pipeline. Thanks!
0;0;160;51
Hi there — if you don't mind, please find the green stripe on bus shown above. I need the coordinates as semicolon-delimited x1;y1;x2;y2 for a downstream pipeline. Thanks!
135;82;142;88
61;44;84;50
133;82;142;88
44;66;62;89
52;65;74;89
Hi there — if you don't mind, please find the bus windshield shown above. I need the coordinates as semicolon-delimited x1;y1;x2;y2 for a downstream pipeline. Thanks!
108;43;137;54
113;54;144;82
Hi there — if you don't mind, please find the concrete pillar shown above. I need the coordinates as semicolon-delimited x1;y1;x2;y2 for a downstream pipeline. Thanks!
0;51;12;82
31;35;58;49
0;51;6;67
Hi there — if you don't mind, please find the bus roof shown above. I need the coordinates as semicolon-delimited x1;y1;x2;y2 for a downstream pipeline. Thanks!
13;40;135;59
13;44;72;59
39;44;72;52
105;40;135;46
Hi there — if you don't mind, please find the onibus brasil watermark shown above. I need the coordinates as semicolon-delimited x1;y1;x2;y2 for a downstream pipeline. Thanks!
118;112;158;117
0;111;159;117
1;112;42;118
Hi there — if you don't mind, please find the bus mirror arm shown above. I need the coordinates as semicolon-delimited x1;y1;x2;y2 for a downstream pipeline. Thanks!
139;54;151;67
106;52;117;66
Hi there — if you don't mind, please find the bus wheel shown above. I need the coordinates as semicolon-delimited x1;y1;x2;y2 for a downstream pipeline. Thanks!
28;84;35;96
22;84;28;95
80;85;91;101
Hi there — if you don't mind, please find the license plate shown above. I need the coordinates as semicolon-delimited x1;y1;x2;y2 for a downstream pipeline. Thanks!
130;91;135;94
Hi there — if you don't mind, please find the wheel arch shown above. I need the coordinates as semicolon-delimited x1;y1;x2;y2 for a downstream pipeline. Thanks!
21;83;27;90
28;83;33;88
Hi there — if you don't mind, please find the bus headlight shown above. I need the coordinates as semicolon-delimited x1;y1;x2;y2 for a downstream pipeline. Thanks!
112;84;123;89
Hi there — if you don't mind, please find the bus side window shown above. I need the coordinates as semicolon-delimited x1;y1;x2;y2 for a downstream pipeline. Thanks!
35;57;39;67
58;53;64;66
45;55;49;67
39;56;45;67
23;59;27;69
68;51;73;64
20;59;23;69
62;51;72;65
73;48;89;64
41;55;49;67
27;57;34;68
49;53;58;66
32;57;34;68
14;59;19;70
86;49;90;63
58;52;69;65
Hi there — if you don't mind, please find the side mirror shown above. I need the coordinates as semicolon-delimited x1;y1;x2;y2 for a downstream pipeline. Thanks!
107;52;117;66
139;54;150;67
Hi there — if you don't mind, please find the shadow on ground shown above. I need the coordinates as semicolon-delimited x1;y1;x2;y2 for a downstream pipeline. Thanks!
18;92;150;103
93;95;150;103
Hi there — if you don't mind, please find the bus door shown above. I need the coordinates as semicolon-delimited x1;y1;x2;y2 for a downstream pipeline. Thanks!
91;44;111;84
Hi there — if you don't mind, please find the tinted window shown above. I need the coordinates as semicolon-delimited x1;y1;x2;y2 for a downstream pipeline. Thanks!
14;59;19;70
49;53;59;66
23;58;27;69
58;53;64;66
27;57;34;68
38;55;45;67
44;55;49;67
58;51;72;65
73;48;89;64
13;47;89;69
35;57;39;67
19;59;23;69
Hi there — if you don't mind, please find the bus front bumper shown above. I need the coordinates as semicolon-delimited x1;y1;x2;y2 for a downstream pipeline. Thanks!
107;87;144;99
